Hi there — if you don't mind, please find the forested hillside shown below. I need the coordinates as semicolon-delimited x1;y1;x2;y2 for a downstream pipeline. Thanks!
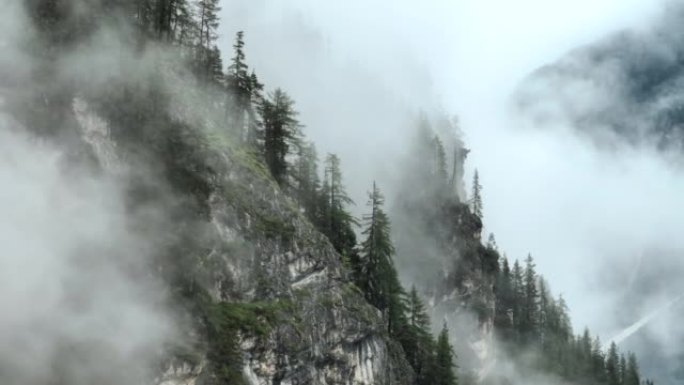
2;1;655;384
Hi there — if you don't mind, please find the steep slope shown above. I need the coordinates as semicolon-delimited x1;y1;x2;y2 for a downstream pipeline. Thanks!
0;13;414;381
391;121;498;383
68;79;415;384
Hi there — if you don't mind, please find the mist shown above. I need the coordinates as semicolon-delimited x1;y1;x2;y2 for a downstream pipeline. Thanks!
0;3;183;384
0;117;174;384
3;0;682;383
218;0;682;382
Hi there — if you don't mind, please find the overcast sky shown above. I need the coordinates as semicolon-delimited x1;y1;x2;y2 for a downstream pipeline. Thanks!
217;0;673;337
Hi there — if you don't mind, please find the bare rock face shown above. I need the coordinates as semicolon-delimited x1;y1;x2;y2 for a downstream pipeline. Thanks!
156;360;207;385
72;97;413;385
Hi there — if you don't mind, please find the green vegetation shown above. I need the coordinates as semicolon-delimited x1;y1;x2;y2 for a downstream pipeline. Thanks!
205;300;291;385
355;182;460;385
493;253;645;385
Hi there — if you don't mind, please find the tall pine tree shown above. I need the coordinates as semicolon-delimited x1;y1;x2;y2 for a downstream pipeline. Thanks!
521;254;539;344
434;323;459;385
195;0;220;80
259;88;300;186
404;286;436;385
470;169;482;218
359;183;405;335
321;154;358;257
226;31;252;140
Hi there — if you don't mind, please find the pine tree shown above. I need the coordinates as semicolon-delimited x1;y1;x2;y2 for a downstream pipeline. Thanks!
624;352;640;385
359;182;395;310
404;286;436;385
511;259;524;340
521;254;539;344
293;142;320;219
403;116;451;204
321;154;358;257
259;89;300;186
486;233;498;251
606;342;620;385
538;278;550;348
174;0;197;46
226;31;253;140
246;71;265;146
494;256;514;339
434;323;459;385
229;31;248;81
556;296;571;342
359;183;405;335
153;0;190;40
591;337;606;382
195;0;221;79
579;328;593;375
471;169;482;218
206;45;224;83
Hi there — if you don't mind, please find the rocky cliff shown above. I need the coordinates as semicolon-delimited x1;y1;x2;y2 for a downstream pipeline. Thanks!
391;141;499;384
64;80;414;385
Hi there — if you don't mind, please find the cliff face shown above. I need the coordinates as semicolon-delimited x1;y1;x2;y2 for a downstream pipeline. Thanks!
392;181;498;383
69;92;413;385
429;201;497;383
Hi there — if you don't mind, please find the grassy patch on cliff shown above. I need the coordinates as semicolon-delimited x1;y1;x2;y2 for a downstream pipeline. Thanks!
204;299;293;385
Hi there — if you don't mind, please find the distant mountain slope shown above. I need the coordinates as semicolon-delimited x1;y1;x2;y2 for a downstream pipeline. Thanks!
515;5;684;153
514;6;684;384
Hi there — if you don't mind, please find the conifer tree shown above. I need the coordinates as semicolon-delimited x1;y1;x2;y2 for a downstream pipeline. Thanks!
246;71;264;146
259;88;299;186
226;31;253;140
153;0;189;40
195;0;220;79
486;233;498;251
405;117;451;203
359;183;405;335
511;259;524;339
538;278;550;347
521;254;539;344
471;169;482;218
434;323;459;385
321;154;357;257
293;142;320;219
606;342;620;385
206;45;224;83
580;328;593;373
556;296;571;342
624;352;641;385
591;337;606;382
173;0;196;46
403;286;437;385
494;256;514;338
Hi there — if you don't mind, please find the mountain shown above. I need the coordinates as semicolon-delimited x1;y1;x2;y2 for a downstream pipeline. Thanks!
1;1;655;385
515;5;684;154
514;4;684;384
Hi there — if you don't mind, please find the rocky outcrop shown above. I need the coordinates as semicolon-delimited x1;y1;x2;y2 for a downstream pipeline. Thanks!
71;95;413;385
393;192;498;383
429;201;498;383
